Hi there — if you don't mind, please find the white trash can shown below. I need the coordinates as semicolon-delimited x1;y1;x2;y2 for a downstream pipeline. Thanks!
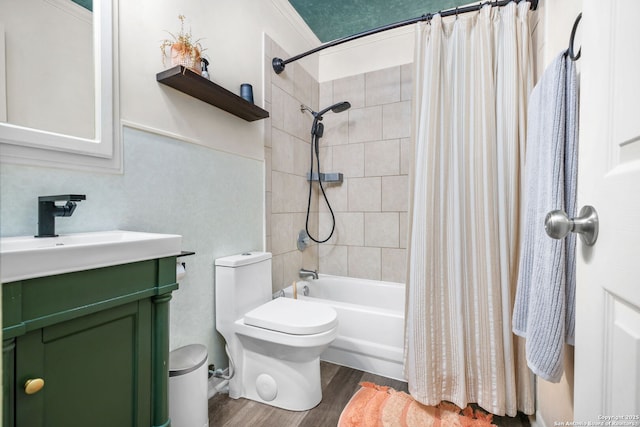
169;344;209;427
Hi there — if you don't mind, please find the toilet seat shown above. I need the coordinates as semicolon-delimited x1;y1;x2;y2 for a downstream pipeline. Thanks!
244;298;338;335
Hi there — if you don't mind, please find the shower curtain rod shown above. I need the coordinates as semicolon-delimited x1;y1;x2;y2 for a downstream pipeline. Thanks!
272;0;538;74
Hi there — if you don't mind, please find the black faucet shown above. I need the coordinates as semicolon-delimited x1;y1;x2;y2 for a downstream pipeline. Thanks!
36;194;86;238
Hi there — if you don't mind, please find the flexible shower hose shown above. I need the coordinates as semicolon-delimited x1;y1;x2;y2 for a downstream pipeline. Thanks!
305;130;336;243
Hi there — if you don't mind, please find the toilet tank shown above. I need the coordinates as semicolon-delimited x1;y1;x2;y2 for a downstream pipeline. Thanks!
215;252;272;331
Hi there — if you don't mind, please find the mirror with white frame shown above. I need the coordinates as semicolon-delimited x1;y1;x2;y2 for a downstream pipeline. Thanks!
0;0;119;171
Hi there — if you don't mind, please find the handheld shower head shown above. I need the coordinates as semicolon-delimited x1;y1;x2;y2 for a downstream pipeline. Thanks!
300;101;351;120
317;101;351;118
301;101;351;244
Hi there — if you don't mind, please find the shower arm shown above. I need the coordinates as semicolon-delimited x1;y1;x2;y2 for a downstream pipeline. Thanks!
301;102;350;137
272;0;538;74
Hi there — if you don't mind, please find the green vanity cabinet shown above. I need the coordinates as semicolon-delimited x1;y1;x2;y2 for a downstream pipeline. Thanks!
2;256;178;427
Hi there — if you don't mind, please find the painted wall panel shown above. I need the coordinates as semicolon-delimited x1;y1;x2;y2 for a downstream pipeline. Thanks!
0;126;263;368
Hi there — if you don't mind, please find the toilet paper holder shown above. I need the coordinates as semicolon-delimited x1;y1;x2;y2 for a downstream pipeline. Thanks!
176;251;196;280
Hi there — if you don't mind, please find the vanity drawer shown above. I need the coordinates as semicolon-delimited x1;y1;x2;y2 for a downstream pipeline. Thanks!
2;257;177;338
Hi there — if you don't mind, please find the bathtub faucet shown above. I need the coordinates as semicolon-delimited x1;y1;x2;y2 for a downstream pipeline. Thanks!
299;268;318;280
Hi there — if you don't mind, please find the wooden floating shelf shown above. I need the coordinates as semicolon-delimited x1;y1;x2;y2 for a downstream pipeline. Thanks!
156;65;269;122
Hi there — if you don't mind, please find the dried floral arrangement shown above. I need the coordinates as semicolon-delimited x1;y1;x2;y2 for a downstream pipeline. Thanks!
160;15;206;72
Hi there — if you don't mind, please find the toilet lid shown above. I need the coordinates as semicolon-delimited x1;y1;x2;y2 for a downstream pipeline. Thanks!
244;298;338;335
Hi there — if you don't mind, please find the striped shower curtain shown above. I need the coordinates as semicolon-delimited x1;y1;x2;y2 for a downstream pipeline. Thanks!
405;2;535;416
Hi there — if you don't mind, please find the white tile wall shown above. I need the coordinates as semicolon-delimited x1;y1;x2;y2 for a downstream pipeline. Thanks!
266;37;320;290
382;248;407;283
348;246;382;280
366;67;402;106
365;212;399;248
383;101;412;140
319;245;348;276
333;143;365;177
267;37;411;287
348;177;382;212
348;106;383;143
321;112;350;146
319;181;348;213
318;63;412;284
382;175;409;212
365;140;400;176
333;74;365;109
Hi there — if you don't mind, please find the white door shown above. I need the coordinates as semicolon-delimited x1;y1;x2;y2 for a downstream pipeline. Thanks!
574;0;640;420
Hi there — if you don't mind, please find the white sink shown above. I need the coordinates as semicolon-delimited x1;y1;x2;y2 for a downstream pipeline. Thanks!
0;230;182;283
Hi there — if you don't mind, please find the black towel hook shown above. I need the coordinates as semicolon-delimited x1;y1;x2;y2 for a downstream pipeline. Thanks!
568;13;582;61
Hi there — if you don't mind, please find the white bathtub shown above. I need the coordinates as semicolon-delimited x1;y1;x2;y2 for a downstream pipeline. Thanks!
283;274;406;381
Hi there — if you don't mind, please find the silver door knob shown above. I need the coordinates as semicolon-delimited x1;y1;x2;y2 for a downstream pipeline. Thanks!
544;205;599;246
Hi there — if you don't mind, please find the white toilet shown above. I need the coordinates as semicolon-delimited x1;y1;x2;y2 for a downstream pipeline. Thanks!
214;252;338;411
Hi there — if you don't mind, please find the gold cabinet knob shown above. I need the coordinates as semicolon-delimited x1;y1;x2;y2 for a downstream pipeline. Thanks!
24;378;45;395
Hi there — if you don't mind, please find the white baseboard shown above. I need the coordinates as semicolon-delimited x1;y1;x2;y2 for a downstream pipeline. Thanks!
531;410;549;427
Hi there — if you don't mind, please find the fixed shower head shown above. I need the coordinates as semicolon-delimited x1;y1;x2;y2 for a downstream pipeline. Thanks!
300;101;351;120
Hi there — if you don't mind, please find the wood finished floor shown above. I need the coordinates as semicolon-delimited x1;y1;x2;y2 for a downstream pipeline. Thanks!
208;362;531;427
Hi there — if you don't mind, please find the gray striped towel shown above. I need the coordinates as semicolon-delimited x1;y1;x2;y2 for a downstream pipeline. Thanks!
512;50;578;383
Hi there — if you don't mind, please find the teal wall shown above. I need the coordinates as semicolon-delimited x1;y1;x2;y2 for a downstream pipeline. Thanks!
0;126;264;368
289;0;472;42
